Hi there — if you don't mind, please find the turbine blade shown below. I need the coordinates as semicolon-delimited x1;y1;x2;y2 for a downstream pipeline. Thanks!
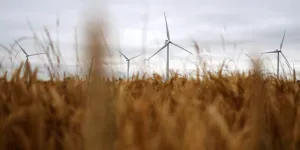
117;50;129;60
280;29;286;51
148;43;168;60
129;53;143;60
261;50;278;54
28;53;47;57
280;52;292;71
164;12;170;40
14;40;28;56
170;42;193;55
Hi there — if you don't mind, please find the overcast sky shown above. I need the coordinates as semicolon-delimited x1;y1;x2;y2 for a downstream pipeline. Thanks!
0;0;299;79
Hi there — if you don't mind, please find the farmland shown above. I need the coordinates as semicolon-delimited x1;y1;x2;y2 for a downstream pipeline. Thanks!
1;16;300;150
1;55;300;150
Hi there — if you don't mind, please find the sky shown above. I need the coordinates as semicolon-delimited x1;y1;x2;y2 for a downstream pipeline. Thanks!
0;0;299;79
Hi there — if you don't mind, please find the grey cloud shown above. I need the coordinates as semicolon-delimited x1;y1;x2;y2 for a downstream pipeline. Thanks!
1;0;300;77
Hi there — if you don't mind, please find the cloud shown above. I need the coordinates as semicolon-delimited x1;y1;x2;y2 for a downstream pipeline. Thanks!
0;0;299;78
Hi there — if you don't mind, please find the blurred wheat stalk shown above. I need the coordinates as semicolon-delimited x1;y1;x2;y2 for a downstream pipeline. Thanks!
81;15;116;150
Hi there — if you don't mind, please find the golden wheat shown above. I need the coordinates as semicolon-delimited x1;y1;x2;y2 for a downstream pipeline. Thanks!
0;58;299;150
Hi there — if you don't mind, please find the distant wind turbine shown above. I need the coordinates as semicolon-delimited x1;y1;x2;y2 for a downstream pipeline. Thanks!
261;30;292;78
14;40;47;64
117;50;143;78
147;12;193;80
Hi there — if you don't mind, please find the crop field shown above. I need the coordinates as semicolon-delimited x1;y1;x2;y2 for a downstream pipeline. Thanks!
1;21;300;150
1;61;300;150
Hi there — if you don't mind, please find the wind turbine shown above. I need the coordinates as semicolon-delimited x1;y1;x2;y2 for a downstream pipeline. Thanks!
147;12;193;80
261;30;292;78
117;50;143;78
14;40;47;65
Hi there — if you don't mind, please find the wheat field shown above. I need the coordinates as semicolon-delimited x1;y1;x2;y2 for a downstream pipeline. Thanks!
1;58;300;150
1;18;300;150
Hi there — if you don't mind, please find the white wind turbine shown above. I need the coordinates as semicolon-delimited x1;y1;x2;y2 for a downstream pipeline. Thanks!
261;30;292;78
147;12;193;80
117;50;143;78
14;40;47;65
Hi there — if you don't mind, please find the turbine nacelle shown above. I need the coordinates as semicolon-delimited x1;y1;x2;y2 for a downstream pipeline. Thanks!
165;40;170;44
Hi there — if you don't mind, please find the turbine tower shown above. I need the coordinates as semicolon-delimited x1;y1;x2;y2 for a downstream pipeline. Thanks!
117;50;142;78
147;12;193;80
261;30;292;78
14;40;47;64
